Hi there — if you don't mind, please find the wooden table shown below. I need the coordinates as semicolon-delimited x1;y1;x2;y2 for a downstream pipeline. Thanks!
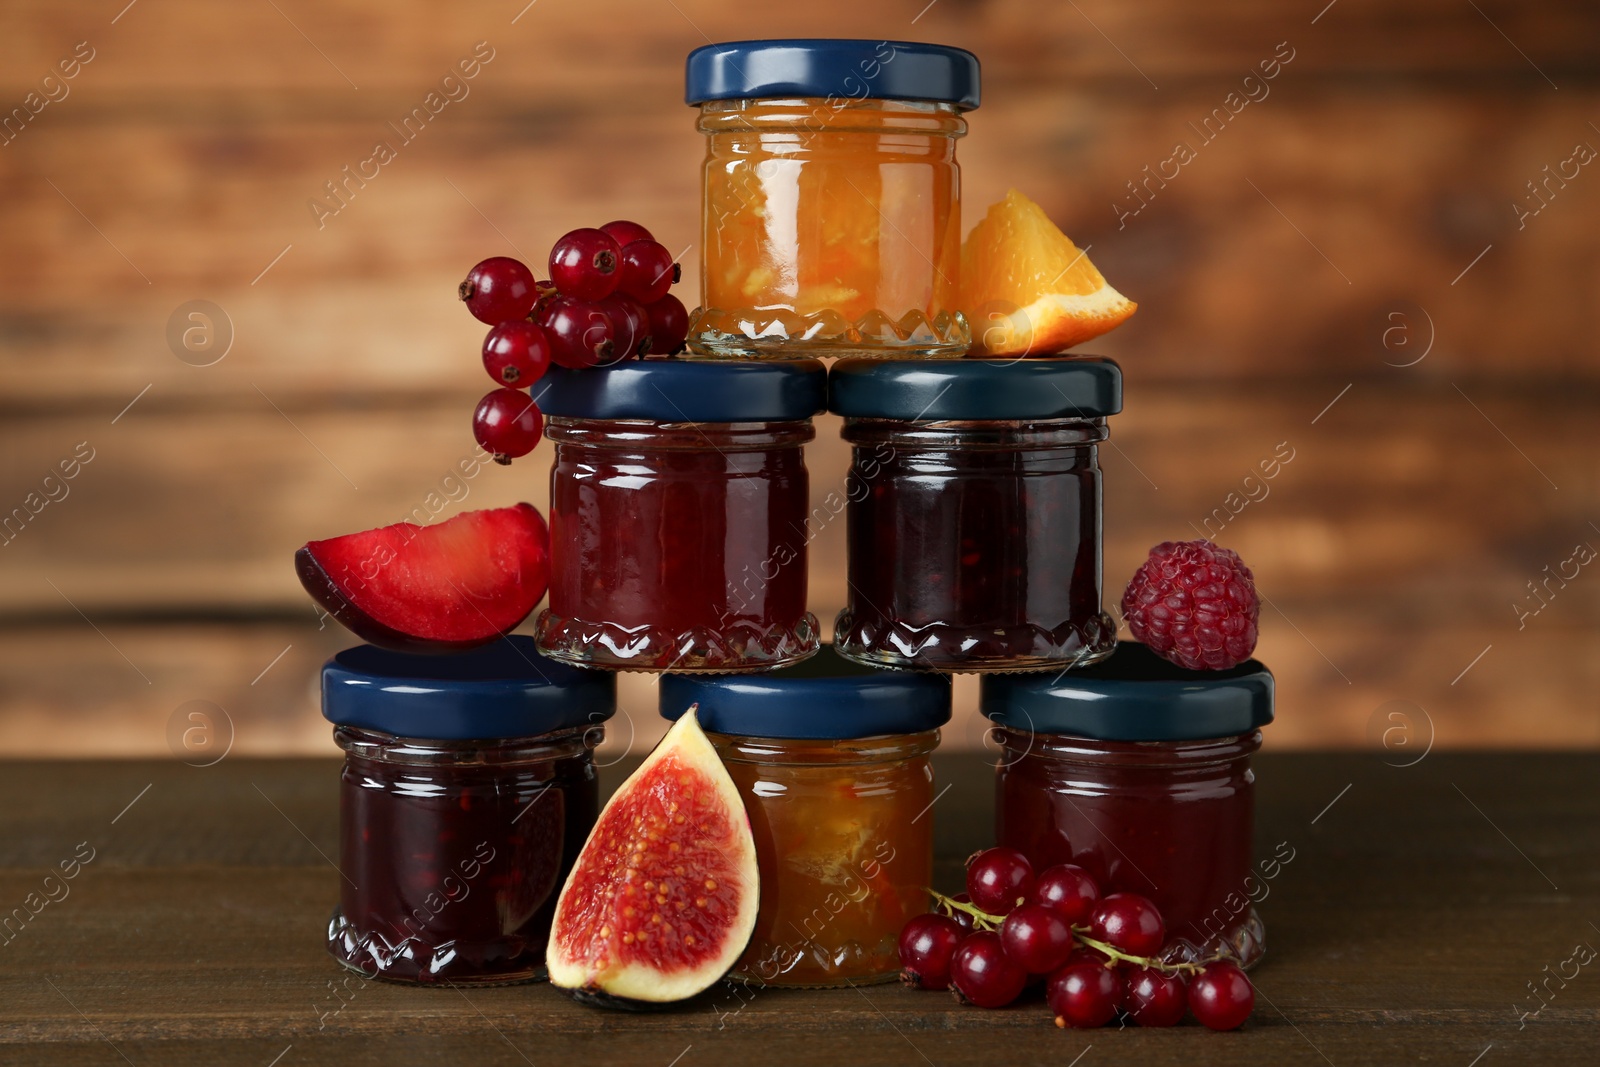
2;753;1595;1065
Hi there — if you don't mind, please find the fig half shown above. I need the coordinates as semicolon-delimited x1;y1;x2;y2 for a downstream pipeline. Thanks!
547;707;758;1006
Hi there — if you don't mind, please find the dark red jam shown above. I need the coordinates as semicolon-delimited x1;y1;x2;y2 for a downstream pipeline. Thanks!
993;729;1266;966
834;418;1115;672
327;725;599;984
537;418;819;671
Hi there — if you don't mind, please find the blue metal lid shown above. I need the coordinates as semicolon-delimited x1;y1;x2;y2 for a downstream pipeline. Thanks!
534;358;826;423
659;646;951;740
829;357;1122;421
686;39;980;110
980;642;1273;742
322;637;616;741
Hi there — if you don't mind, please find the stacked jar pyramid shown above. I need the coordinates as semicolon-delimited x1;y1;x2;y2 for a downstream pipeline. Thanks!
300;39;1272;1029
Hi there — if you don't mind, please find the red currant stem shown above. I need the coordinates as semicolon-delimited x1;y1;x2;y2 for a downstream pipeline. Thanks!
928;890;1236;975
928;889;1001;931
1066;930;1200;974
1069;926;1243;975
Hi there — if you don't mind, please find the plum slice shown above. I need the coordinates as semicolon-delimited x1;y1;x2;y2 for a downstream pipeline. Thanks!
295;503;549;654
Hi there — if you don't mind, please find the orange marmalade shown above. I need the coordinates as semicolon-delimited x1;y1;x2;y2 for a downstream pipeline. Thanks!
684;41;980;357
709;731;938;986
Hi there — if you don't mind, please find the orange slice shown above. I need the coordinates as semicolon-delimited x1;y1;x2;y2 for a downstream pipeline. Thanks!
961;189;1137;356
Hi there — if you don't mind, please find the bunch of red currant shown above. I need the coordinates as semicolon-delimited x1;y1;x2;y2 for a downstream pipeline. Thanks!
458;221;689;464
900;847;1255;1031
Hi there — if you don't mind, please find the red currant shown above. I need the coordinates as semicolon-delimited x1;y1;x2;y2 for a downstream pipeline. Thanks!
1048;958;1123;1029
481;320;552;387
1032;864;1101;925
459;257;536;325
944;892;977;933
1190;961;1253;1031
600;219;654;247
949;932;1027;1009
998;904;1074;975
645;293;689;355
549;228;621;301
1087;892;1165;957
615;239;679;304
898;913;965;990
472;388;543;462
599;293;651;361
1061;946;1111;969
531;278;560;319
538;295;615;369
966;847;1034;915
1123;967;1187;1027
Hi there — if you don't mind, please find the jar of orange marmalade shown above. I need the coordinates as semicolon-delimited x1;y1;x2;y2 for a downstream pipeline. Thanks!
685;39;979;359
660;647;950;987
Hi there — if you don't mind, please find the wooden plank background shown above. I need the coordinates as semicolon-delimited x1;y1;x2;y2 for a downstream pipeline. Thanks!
0;0;1596;756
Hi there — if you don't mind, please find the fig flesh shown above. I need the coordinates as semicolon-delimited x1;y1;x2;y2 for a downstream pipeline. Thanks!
547;707;758;1005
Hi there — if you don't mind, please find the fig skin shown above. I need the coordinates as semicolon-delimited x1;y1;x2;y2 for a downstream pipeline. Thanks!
562;987;679;1013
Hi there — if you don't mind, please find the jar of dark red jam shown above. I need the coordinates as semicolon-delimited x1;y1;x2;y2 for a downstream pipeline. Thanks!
829;357;1122;672
534;358;826;672
660;647;950;987
982;642;1274;967
321;637;615;984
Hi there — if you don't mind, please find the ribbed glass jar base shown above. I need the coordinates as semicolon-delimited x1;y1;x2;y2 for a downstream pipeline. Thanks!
687;307;970;360
834;610;1119;674
327;908;552;987
536;610;820;674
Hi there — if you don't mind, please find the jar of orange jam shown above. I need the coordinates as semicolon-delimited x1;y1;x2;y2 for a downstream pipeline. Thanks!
660;647;950;987
685;39;980;358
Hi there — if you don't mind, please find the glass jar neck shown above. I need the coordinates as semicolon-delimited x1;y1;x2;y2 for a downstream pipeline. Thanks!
697;97;966;139
546;417;814;452
995;728;1262;770
842;417;1108;451
709;729;940;767
332;724;600;768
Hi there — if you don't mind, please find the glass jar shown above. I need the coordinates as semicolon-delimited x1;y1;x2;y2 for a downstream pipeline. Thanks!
982;643;1275;967
829;357;1122;672
534;359;826;672
321;638;615;984
660;647;950;986
685;39;980;358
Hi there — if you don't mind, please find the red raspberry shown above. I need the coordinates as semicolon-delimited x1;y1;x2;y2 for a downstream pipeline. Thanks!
1120;540;1259;670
